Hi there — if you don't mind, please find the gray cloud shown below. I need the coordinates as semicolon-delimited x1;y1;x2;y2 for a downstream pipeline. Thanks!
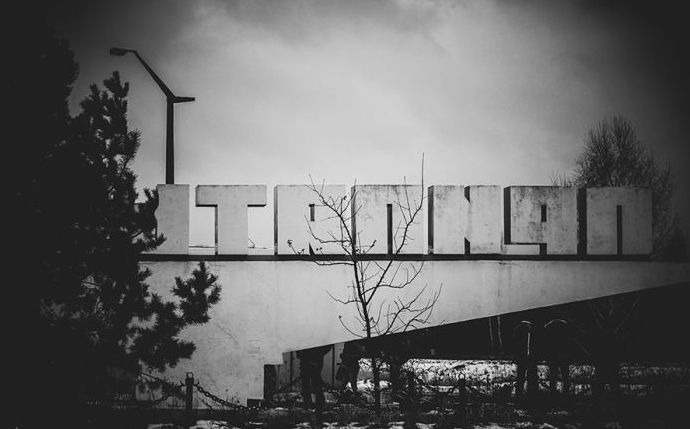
43;0;690;246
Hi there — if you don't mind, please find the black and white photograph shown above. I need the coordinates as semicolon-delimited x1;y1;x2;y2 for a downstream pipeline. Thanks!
8;1;690;428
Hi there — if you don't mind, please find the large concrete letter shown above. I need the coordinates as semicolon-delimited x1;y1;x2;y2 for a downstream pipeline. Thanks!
506;186;578;255
274;185;347;255
586;187;652;255
352;185;425;254
150;184;189;254
428;185;502;254
196;185;267;255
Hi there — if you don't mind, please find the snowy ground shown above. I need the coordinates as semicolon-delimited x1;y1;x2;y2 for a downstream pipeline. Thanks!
149;419;638;429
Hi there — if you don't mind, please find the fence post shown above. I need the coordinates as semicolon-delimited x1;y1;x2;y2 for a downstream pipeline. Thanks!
454;378;467;425
185;372;194;424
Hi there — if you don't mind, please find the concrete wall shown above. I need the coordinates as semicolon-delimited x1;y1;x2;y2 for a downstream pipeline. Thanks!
274;185;347;254
151;184;189;254
143;184;676;404
352;185;425;254
196;185;267;255
149;185;657;256
428;185;503;254
506;186;578;254
143;259;690;404
586;187;653;255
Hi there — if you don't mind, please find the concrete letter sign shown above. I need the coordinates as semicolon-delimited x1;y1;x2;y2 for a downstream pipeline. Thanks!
196;185;267;255
150;184;189;255
274;185;347;255
147;182;653;257
506;186;578;255
586;187;652;255
428;185;502;254
352;185;425;254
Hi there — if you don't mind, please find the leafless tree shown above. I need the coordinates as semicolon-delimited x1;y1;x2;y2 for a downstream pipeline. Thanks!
289;160;441;413
554;115;685;260
552;116;686;392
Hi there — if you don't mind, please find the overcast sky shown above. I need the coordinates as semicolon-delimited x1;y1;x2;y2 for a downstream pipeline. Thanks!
48;0;689;249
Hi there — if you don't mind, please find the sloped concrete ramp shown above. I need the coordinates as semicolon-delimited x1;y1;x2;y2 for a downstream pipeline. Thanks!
143;259;690;404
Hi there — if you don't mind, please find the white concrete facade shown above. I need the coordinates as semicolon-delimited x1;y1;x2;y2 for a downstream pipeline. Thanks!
274;185;347;254
195;185;267;255
148;184;656;257
428;185;503;254
506;186;579;254
586;187;653;255
142;183;684;404
151;184;189;254
143;259;690;404
351;185;426;254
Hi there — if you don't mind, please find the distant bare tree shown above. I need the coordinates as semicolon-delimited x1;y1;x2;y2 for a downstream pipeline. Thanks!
588;117;685;260
553;115;686;394
571;115;684;343
549;170;574;187
290;160;441;413
555;115;685;260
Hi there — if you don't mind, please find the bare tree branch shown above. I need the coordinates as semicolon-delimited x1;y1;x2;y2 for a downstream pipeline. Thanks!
298;156;440;413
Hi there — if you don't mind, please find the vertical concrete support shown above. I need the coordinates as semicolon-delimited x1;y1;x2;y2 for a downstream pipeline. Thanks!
507;186;578;255
428;186;502;254
274;185;347;255
196;185;267;255
352;185;425;254
586;187;652;255
428;185;463;254
467;186;503;254
150;184;189;254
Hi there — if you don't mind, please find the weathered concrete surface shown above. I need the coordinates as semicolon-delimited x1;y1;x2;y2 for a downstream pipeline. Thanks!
351;185;425;254
196;185;267;254
428;185;503;254
587;187;653;255
507;186;578;254
274;185;347;255
149;185;655;256
143;259;690;404
149;184;189;254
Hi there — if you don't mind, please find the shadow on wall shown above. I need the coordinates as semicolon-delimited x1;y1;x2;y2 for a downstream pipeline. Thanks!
264;283;690;405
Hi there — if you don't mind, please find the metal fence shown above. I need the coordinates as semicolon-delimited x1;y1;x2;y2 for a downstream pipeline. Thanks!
107;360;690;412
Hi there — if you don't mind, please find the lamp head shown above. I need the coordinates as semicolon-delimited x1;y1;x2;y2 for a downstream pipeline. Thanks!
174;96;196;103
109;47;132;56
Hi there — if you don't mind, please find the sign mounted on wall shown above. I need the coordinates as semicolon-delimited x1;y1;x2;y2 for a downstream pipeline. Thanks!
150;184;652;257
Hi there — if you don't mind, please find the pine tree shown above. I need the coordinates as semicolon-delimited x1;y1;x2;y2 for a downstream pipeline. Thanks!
8;28;222;427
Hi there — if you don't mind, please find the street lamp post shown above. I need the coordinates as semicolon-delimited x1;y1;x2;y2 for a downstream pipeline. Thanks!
110;47;195;185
